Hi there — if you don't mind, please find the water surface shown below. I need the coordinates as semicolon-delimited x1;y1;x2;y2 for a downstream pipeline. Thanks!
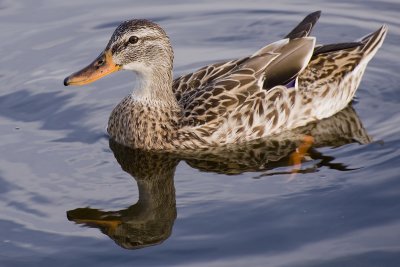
0;0;400;266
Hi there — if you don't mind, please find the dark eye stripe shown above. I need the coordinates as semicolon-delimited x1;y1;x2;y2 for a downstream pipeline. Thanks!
111;43;124;54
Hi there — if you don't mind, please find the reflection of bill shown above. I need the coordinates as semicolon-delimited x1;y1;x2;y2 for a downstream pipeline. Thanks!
67;105;370;249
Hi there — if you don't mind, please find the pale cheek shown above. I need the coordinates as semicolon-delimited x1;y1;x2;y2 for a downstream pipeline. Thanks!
112;54;124;66
123;62;152;74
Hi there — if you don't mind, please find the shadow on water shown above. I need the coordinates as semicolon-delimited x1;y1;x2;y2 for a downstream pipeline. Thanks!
67;105;372;250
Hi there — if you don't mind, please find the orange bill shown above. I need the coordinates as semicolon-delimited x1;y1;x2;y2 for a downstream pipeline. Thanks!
73;219;122;235
64;50;121;86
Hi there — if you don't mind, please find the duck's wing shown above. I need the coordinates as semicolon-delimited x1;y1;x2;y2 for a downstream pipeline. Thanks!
173;11;322;100
179;37;316;127
172;57;249;104
255;11;320;89
179;52;279;127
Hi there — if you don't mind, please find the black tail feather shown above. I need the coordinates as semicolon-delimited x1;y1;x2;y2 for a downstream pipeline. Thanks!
312;25;388;57
313;42;363;57
285;11;321;39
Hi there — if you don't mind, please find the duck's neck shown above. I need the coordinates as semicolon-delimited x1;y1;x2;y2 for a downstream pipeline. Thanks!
129;64;178;108
108;62;182;150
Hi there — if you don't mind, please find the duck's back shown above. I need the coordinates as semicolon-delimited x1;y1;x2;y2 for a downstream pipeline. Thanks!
173;22;387;148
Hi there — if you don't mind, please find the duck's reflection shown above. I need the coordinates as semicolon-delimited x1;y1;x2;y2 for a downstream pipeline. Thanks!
67;105;371;249
67;147;178;249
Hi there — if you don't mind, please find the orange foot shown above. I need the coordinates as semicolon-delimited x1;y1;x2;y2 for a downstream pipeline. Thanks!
289;135;314;179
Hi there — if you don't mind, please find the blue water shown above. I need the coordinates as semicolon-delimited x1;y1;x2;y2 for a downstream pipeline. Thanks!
0;0;400;266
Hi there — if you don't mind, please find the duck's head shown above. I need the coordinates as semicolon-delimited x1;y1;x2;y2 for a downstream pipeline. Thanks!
64;19;173;86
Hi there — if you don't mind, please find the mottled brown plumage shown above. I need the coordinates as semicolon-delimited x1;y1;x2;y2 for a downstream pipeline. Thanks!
64;11;387;150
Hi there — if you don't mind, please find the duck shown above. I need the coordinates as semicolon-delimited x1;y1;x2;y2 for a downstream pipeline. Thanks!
64;11;387;151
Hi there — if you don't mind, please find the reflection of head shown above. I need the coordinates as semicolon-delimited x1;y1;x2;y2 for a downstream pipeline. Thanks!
67;140;179;249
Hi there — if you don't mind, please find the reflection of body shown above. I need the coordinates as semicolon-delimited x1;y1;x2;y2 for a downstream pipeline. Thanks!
180;105;371;174
64;11;386;150
67;105;370;249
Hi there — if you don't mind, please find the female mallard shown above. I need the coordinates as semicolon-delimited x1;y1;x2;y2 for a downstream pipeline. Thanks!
64;11;387;150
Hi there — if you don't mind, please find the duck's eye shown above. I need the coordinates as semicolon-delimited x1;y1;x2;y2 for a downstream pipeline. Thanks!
128;36;139;44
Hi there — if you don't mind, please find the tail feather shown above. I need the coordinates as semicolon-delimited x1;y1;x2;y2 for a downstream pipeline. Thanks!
359;24;388;56
297;24;387;121
284;11;321;39
312;25;387;59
